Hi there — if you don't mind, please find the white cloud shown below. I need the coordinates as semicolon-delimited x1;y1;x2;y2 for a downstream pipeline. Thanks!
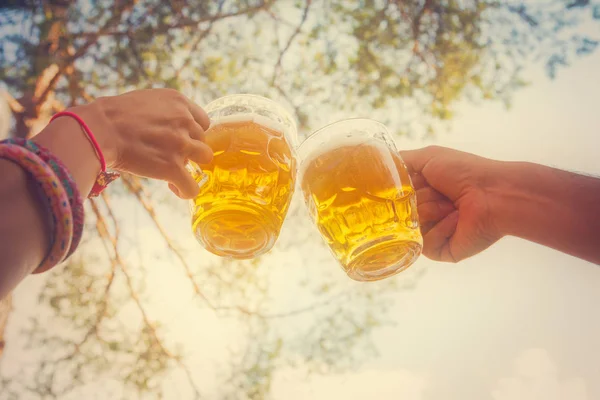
491;348;589;400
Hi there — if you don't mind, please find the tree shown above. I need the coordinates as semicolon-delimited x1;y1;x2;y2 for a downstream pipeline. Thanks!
0;0;598;398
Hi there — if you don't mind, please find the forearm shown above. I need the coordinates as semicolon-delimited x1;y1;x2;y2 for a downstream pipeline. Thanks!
0;160;52;297
491;161;600;264
33;107;104;196
0;104;104;298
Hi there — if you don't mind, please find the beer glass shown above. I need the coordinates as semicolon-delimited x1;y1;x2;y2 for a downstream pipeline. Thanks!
298;119;422;281
189;94;297;259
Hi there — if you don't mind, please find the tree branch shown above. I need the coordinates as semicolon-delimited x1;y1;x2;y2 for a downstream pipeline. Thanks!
34;3;134;108
173;0;226;78
89;195;203;397
120;175;222;307
68;1;273;41
271;0;312;85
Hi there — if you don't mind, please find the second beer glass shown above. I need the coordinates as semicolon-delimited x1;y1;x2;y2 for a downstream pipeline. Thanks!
190;94;297;259
298;119;422;281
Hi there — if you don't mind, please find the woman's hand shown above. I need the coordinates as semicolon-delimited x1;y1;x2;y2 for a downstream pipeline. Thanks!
1;88;214;297
74;88;213;199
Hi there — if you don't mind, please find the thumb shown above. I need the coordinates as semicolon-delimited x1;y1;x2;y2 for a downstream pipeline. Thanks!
400;146;440;174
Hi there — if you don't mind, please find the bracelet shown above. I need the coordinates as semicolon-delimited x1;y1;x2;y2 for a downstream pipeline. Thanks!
49;111;120;197
0;143;73;273
5;138;84;260
89;170;120;198
50;111;106;171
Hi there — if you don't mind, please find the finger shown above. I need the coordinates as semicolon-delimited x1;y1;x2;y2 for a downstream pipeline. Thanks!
186;141;213;165
410;173;427;190
185;98;211;131
168;165;202;199
422;210;459;263
418;200;455;225
415;186;447;205
420;221;436;236
168;182;180;197
400;146;440;174
188;121;207;143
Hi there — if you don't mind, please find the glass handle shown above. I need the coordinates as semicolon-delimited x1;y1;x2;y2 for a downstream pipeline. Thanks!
186;161;209;188
374;131;399;153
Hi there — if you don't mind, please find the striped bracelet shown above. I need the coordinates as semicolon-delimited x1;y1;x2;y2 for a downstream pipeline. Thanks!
4;138;84;262
0;142;73;273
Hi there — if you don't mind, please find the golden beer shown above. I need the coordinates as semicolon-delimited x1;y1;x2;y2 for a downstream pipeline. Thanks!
190;95;297;259
299;119;422;281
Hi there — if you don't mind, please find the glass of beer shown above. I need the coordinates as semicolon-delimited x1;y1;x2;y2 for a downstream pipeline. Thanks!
298;119;422;281
189;94;297;259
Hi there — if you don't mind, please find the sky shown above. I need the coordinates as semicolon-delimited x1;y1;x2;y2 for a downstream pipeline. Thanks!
2;8;600;400
270;34;600;400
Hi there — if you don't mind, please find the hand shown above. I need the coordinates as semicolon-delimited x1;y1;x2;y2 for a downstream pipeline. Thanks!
74;89;213;199
400;146;503;262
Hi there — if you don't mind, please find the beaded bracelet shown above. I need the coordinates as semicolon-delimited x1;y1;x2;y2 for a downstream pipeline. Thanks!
4;138;84;261
0;143;73;273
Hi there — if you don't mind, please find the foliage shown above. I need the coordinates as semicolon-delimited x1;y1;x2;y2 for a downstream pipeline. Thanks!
0;0;598;398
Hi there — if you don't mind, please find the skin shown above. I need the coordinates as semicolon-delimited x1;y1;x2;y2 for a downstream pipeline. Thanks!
400;146;600;265
0;89;213;298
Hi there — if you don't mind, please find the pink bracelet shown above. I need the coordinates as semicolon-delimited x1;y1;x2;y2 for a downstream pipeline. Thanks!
49;111;120;197
50;111;106;171
0;143;73;273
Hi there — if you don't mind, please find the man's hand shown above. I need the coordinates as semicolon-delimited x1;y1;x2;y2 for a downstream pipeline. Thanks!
401;146;600;265
401;146;503;262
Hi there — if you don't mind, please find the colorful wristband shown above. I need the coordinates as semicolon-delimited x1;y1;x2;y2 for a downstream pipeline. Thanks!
0;142;73;273
5;139;84;260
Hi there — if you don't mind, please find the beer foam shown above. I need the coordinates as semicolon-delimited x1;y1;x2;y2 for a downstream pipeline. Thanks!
211;114;287;135
299;132;376;165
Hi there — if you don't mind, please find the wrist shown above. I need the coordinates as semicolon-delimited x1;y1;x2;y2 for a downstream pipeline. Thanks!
34;112;104;196
69;99;120;169
487;161;545;239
